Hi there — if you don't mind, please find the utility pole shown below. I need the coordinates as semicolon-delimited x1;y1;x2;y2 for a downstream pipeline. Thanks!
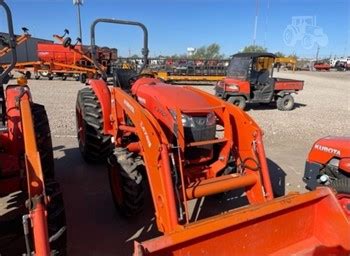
73;0;83;43
316;45;320;61
253;0;259;45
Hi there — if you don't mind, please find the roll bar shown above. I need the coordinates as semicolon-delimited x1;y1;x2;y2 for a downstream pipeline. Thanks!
90;18;149;79
0;0;17;84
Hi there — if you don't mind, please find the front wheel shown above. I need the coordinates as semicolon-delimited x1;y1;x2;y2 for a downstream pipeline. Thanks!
108;148;145;217
331;177;350;194
227;96;246;110
276;94;294;111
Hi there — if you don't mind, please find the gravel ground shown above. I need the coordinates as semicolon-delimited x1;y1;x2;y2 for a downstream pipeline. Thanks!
23;70;349;255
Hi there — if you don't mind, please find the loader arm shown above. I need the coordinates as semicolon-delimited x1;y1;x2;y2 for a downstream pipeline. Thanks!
20;88;50;256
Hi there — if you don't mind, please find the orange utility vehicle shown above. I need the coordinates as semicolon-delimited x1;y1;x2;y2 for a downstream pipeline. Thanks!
76;19;349;255
215;53;304;110
0;1;66;255
304;136;350;217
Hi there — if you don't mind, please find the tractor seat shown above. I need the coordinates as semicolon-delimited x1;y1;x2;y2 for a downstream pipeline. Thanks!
257;69;269;85
113;68;137;90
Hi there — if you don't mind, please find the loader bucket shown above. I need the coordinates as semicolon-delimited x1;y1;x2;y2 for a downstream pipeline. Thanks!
134;188;350;256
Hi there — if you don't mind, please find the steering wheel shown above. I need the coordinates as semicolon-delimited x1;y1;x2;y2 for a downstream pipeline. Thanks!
128;73;155;84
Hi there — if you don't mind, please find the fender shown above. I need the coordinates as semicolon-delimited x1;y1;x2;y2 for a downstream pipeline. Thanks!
276;90;296;97
89;79;113;133
225;92;250;100
4;85;32;155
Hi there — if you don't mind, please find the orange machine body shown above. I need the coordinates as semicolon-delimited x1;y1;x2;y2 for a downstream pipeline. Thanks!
85;77;350;255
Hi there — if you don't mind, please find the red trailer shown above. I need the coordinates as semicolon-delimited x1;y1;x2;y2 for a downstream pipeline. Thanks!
37;43;83;64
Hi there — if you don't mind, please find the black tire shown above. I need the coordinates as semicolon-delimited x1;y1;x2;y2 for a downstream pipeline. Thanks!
48;76;54;81
25;71;31;79
276;94;294;111
227;96;246;110
61;76;67;81
45;180;67;256
32;103;55;179
331;178;350;194
108;148;144;217
35;75;40;80
76;87;112;163
80;73;87;84
0;105;66;255
32;104;67;255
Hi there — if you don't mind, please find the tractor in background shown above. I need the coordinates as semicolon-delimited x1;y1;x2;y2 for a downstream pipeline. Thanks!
0;1;66;255
215;52;304;110
76;18;349;255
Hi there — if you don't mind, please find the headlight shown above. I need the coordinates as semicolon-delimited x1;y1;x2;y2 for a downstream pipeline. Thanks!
227;84;239;91
181;114;195;127
181;112;216;127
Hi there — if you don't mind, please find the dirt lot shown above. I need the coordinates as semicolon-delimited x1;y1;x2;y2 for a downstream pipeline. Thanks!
24;70;349;255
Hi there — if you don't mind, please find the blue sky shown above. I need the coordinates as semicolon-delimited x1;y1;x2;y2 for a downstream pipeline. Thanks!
2;0;350;58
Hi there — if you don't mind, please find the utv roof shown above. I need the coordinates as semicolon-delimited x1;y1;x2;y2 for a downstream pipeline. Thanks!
232;52;276;58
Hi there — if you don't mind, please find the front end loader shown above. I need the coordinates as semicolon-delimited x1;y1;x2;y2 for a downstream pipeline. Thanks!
0;1;66;255
75;18;350;255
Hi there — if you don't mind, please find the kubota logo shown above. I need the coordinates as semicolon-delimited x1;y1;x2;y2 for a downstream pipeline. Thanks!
123;99;135;114
314;144;341;156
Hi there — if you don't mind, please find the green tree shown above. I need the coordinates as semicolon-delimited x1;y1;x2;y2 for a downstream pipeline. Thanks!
287;53;298;60
274;51;285;58
192;43;224;59
241;45;267;53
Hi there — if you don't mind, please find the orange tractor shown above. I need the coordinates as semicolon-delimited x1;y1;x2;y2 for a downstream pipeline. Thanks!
304;136;350;217
76;19;350;255
0;1;66;255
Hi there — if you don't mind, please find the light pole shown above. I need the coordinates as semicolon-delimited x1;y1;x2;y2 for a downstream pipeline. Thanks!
253;0;259;46
73;0;83;43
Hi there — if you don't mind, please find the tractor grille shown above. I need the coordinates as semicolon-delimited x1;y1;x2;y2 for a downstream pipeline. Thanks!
184;122;216;161
184;124;216;142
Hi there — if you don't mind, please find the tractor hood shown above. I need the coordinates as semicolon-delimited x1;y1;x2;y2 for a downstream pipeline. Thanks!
131;78;214;130
308;136;350;164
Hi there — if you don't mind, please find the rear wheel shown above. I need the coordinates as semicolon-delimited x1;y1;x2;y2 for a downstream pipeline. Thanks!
44;180;67;255
0;104;66;255
108;148;144;217
32;103;66;255
227;96;246;110
80;73;87;84
76;87;112;163
25;71;31;79
276;94;294;111
32;104;55;179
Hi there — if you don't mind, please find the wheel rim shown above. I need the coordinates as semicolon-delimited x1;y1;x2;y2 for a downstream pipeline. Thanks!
284;98;293;108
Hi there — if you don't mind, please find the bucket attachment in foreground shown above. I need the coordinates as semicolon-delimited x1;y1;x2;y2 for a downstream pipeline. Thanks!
134;188;350;256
